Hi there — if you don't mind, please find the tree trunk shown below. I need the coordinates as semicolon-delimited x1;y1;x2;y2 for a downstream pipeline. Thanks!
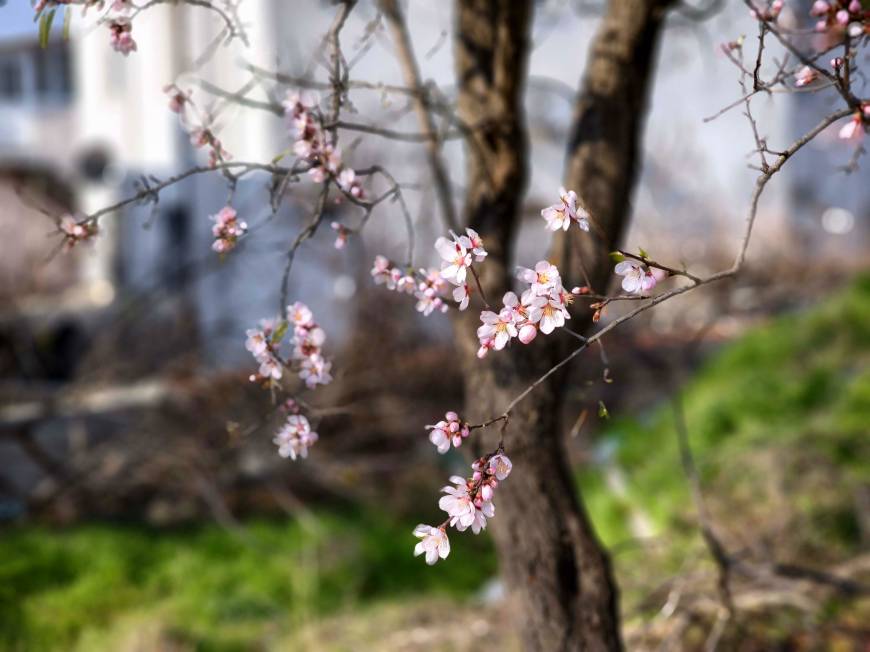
452;0;672;649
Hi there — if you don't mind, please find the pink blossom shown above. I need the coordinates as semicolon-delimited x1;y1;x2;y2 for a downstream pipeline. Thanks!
210;206;247;254
477;336;495;359
59;214;97;248
465;228;488;262
371;255;394;286
331;221;349;249
299;355;332;387
338;168;364;198
439;476;492;534
838;114;864;141
163;84;189;113
273;414;318;460
426;411;471;453
415;286;448;316
794;66;818;87
413;525;450;565
477;306;518;351
488;453;513;481
108;18;137;56
517;260;561;296
541;187;590;232
258;355;283;380
810;0;830;15
245;328;269;357
453;284;471;311
435;235;472;285
615;260;657;294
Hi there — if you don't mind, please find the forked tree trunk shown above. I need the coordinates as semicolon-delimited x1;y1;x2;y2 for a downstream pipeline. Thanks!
452;0;672;649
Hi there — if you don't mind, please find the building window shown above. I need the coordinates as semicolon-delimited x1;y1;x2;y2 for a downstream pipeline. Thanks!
0;55;22;101
0;43;72;105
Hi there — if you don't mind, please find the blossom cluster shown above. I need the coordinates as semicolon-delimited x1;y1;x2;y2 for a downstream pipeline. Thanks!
210;206;247;254
162;84;230;168
273;408;319;461
59;214;98;248
413;450;512;565
283;91;365;197
245;302;333;389
749;0;783;22
477;261;576;358
540;187;590;232
370;256;453;316
434;229;487;310
426;411;471;454
810;0;868;37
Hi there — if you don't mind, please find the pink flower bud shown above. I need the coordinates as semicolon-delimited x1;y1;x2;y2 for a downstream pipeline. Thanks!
518;323;538;344
810;0;830;15
481;485;494;501
848;0;860;12
445;411;459;422
472;471;482;482
836;9;849;24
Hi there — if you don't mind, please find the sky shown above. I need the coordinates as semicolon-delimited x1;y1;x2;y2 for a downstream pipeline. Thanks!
0;1;39;40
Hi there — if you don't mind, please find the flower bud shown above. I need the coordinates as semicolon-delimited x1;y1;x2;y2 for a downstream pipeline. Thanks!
518;323;538;344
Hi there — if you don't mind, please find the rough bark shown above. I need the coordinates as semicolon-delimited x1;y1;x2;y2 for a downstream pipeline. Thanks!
452;0;672;650
553;0;675;293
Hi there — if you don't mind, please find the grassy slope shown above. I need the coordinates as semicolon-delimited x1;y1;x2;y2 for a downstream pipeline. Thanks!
580;274;869;554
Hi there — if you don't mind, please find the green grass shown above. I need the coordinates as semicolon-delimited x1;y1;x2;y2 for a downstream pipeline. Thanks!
0;513;495;652
580;273;870;557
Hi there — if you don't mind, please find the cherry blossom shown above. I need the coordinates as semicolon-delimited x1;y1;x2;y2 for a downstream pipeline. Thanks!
541;187;590;232
371;255;396;287
299;355;333;388
465;228;488;262
794;66;819;87
439;475;492;534
163;84;189;113
435;234;472;285
413;525;451;565
246;303;332;390
371;257;454;316
273;414;319;460
615;260;658;294
808;0;869;36
330;222;349;249
108;18;137;56
474;263;576;357
426;411;471;454
517;260;561;297
749;0;782;21
59;214;97;248
488;453;513;481
210;206;247;254
338;168;365;198
453;284;471;311
477;303;519;351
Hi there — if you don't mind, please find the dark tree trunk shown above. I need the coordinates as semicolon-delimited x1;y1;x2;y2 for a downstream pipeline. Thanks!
452;0;672;649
